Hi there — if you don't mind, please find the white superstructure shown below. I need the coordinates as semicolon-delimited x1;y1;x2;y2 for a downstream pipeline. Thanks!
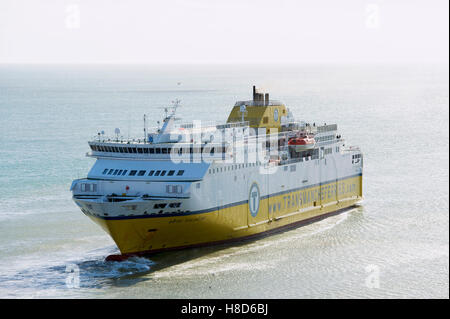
71;87;363;260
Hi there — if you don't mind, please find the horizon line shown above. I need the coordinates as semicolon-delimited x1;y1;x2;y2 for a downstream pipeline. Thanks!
0;60;448;66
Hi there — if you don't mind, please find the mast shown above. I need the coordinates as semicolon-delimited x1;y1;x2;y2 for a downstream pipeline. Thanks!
143;114;147;144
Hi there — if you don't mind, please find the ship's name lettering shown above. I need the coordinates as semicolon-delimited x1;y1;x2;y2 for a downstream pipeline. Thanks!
268;182;357;213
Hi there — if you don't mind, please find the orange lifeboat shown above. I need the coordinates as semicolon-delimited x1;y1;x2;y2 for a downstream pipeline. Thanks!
288;136;316;152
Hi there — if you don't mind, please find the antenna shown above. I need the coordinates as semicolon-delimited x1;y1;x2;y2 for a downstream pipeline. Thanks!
114;128;120;141
173;98;181;107
170;99;181;116
158;99;181;120
239;105;247;123
143;114;147;144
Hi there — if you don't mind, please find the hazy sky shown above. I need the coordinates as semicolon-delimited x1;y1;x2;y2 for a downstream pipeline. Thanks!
0;0;448;64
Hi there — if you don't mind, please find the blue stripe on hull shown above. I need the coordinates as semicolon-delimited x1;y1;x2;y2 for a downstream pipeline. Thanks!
89;172;362;220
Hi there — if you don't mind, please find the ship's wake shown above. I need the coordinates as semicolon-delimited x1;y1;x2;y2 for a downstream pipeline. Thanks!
0;207;357;297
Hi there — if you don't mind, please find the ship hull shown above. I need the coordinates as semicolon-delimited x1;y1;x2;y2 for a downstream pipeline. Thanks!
104;203;359;261
80;174;362;259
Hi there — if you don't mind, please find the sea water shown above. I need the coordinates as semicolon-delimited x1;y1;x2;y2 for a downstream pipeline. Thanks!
0;63;448;298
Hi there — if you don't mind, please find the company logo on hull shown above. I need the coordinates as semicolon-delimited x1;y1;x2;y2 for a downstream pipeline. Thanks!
249;182;260;217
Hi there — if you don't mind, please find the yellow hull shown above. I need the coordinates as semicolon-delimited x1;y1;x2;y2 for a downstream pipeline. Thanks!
88;175;362;257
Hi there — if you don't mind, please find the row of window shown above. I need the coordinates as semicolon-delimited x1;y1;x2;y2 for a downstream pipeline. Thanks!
166;185;183;194
154;202;181;209
91;144;226;155
282;165;297;172
210;162;302;175
80;183;97;192
316;135;335;143
209;162;262;174
101;168;185;177
352;153;362;164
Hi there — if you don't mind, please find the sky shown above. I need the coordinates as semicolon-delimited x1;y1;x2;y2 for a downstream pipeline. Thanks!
0;0;448;64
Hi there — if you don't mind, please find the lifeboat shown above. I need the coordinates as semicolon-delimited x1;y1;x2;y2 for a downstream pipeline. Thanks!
288;136;316;152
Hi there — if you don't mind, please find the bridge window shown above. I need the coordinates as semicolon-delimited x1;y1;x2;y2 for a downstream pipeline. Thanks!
102;169;108;174
108;169;114;175
122;170;127;176
168;170;175;176
129;170;137;176
137;148;143;154
143;148;148;154
155;170;161;176
177;170;185;176
118;170;123;175
113;169;119;175
167;185;182;194
148;170;155;176
138;170;146;176
149;148;154;154
160;170;167;176
155;148;161;154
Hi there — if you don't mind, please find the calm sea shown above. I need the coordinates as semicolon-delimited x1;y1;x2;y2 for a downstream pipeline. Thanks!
0;63;448;298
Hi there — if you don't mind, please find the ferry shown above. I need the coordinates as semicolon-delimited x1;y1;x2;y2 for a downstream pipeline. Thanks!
70;86;363;261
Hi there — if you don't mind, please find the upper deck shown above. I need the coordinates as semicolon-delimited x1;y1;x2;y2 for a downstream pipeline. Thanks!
85;86;355;166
